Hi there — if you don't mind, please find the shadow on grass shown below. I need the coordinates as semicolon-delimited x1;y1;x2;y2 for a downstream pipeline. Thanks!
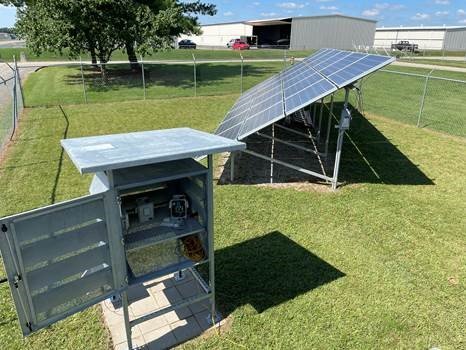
219;102;433;187
216;231;345;315
62;63;278;92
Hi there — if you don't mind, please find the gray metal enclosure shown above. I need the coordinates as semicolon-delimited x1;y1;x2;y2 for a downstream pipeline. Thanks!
444;28;466;50
290;15;376;50
0;128;244;349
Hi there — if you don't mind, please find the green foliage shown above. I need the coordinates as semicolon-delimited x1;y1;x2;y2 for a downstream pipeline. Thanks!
9;0;216;63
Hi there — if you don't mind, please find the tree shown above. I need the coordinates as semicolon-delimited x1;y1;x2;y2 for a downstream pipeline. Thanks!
2;0;216;67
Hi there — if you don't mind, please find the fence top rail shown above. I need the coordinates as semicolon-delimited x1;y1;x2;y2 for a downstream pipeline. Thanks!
380;68;466;84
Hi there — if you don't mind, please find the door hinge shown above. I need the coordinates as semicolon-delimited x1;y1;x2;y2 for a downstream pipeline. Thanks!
1;224;7;233
13;274;22;288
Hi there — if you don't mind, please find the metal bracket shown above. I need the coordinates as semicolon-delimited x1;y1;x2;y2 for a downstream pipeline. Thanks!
13;274;22;288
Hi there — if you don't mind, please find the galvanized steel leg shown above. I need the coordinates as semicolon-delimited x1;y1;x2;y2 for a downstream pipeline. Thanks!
122;291;133;349
270;124;275;184
324;94;335;157
318;98;324;142
206;155;216;325
230;152;235;182
332;128;345;190
331;89;350;190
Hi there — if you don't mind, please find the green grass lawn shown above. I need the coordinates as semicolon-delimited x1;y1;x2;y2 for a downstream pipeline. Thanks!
23;62;285;107
0;48;313;62
400;58;466;69
0;94;465;349
21;61;466;138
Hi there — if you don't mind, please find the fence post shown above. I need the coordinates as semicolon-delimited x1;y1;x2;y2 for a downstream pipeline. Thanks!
283;49;287;69
240;53;244;94
79;56;88;104
140;55;146;100
14;57;24;109
417;69;434;128
11;56;17;140
192;53;197;97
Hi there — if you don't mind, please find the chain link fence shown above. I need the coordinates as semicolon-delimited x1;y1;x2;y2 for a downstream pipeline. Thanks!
8;55;466;147
19;55;287;107
0;59;24;154
361;69;466;138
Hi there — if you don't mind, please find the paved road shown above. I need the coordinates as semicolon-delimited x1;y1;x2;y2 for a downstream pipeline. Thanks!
403;56;466;61
0;40;26;48
391;60;466;73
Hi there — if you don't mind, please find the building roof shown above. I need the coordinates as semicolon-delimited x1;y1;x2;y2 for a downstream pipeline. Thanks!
377;25;466;31
202;14;376;27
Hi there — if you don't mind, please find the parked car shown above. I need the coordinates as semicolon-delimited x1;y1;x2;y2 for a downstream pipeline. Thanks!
276;38;290;48
391;40;419;53
178;39;196;49
232;41;250;50
227;39;241;48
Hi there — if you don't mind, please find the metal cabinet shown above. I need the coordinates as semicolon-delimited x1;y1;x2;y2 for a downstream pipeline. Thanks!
0;128;245;346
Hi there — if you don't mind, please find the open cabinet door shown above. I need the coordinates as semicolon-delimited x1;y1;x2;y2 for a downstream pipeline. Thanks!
0;192;123;336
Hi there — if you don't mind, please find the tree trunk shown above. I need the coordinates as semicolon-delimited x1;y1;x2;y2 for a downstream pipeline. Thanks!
125;40;140;71
99;54;108;85
90;46;97;67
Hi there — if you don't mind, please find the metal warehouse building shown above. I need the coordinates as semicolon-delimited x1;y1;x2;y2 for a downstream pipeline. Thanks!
374;26;466;50
182;15;376;50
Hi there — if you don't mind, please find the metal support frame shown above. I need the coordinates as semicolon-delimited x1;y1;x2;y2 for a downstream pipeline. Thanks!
206;154;216;323
243;149;329;182
119;155;217;349
274;123;316;140
230;152;235;182
324;94;335;157
256;132;324;156
239;89;349;190
317;98;324;141
331;87;351;190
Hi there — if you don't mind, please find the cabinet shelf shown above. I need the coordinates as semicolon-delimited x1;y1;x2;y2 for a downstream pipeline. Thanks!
125;218;205;252
127;256;208;285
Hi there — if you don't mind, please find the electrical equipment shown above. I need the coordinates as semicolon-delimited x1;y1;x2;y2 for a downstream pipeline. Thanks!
0;128;245;347
137;197;154;223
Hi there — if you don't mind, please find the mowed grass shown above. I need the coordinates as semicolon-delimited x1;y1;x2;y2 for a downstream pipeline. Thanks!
22;61;466;138
23;62;284;107
0;93;465;349
0;48;313;62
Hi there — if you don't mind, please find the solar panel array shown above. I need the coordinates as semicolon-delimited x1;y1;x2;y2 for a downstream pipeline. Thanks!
215;48;394;140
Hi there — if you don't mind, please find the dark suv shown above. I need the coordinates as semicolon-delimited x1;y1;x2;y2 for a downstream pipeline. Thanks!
178;40;197;49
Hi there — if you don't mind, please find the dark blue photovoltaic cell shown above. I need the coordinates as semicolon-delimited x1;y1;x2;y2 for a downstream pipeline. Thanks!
215;48;394;140
325;54;393;87
311;51;354;71
318;52;366;76
239;102;284;138
285;79;336;115
217;122;243;140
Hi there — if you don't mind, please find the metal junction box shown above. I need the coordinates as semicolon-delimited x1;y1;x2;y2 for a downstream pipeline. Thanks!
0;128;244;341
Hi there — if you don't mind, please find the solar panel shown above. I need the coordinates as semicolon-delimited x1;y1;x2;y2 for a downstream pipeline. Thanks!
215;49;394;140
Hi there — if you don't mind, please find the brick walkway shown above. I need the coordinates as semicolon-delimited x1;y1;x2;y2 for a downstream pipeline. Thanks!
101;271;222;350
